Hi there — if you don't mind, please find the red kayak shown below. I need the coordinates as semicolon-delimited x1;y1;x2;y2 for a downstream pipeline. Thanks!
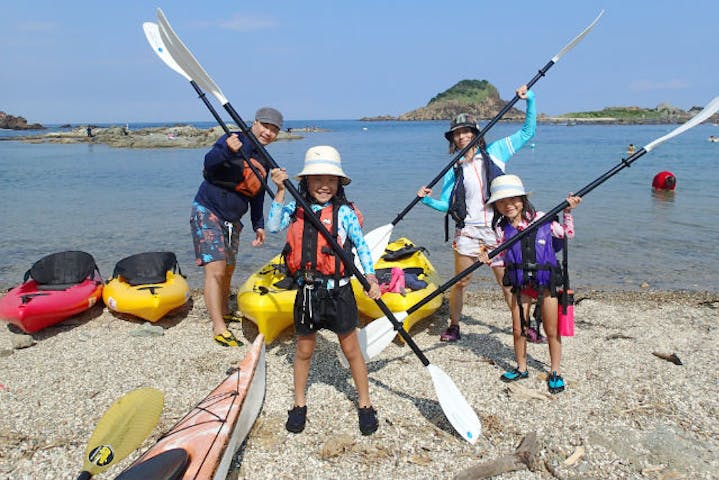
0;251;103;333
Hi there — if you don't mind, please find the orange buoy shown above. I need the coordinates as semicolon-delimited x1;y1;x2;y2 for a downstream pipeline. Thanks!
652;171;677;191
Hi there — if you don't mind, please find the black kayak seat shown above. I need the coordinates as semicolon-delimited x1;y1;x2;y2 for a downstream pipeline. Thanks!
381;243;426;262
112;252;180;286
23;251;99;289
115;448;189;480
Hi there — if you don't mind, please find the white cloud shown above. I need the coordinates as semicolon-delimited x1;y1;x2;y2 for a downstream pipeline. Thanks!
630;79;689;92
16;21;57;32
193;14;278;32
220;14;277;31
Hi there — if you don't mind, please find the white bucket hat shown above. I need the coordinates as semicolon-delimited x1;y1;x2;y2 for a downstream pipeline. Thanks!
295;145;351;185
486;174;529;204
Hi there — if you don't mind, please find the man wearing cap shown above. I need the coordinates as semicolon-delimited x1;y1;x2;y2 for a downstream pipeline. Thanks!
191;106;283;347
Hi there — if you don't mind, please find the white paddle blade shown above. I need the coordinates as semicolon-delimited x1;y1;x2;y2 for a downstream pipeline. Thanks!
338;316;399;368
353;223;393;274
364;313;404;360
156;8;229;105
427;364;482;444
552;9;604;63
364;224;394;265
142;23;191;82
644;96;719;152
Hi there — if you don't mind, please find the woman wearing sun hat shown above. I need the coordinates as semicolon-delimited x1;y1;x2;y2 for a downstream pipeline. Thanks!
267;146;381;436
479;174;581;394
417;85;536;343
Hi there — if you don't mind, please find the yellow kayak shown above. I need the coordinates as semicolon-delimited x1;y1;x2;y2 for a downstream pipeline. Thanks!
103;252;190;322
351;238;443;334
236;255;296;344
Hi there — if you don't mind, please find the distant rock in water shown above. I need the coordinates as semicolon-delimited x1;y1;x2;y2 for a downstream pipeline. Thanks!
1;124;303;148
360;80;719;125
0;111;44;130
361;79;524;121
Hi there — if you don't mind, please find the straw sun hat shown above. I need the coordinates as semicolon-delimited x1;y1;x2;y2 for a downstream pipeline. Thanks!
295;146;351;185
486;174;530;204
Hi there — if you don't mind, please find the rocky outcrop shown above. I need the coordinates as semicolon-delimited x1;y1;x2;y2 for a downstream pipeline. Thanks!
547;102;719;125
362;79;524;121
0;112;44;130
360;80;719;125
2;124;302;148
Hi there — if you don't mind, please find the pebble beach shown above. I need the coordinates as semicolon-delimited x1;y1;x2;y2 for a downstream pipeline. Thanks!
1;288;718;479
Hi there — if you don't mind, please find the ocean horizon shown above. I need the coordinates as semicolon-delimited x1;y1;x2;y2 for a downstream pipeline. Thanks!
2;120;718;293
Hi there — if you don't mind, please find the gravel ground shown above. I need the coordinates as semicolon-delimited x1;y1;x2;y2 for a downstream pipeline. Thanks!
1;288;718;480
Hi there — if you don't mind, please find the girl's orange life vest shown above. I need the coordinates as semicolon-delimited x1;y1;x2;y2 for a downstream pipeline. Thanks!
284;203;363;279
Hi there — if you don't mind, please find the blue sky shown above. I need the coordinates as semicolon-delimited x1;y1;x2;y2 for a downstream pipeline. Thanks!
2;1;717;124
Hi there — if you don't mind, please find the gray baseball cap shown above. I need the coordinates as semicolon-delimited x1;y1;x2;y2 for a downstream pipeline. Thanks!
255;107;283;129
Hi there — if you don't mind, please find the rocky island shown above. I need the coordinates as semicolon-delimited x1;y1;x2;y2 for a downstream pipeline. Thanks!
361;79;719;125
1;124;303;148
0;111;44;130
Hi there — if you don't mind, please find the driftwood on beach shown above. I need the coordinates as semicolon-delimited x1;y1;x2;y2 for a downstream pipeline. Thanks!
454;432;539;479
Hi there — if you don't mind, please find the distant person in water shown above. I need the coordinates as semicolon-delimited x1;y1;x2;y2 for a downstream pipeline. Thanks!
190;106;283;347
627;143;635;155
86;126;93;138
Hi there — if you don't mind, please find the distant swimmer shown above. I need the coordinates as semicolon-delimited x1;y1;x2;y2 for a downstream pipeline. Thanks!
627;143;635;155
709;135;719;143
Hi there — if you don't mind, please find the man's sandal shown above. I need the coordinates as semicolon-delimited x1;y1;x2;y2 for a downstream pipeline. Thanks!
214;330;241;347
222;312;243;323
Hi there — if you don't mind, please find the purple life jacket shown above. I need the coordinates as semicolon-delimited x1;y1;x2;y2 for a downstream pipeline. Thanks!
502;217;563;292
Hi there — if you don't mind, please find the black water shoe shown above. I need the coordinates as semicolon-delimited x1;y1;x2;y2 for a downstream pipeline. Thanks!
286;405;307;433
358;406;378;435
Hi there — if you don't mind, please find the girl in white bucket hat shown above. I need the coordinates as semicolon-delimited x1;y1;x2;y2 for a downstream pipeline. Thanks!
479;174;581;394
294;145;352;185
266;145;381;435
416;85;537;343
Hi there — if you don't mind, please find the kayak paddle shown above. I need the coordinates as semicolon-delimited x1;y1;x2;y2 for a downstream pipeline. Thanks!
362;10;605;261
142;22;274;199
357;95;719;361
151;8;481;444
76;387;164;480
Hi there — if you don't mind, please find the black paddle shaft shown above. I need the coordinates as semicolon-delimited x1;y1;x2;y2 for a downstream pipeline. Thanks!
404;149;648;316
389;59;556;227
222;103;433;367
189;80;274;199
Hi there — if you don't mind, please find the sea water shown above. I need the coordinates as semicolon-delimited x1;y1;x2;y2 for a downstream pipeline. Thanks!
1;120;718;292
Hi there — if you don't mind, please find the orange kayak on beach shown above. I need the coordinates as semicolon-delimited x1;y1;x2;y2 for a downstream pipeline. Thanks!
115;334;266;480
